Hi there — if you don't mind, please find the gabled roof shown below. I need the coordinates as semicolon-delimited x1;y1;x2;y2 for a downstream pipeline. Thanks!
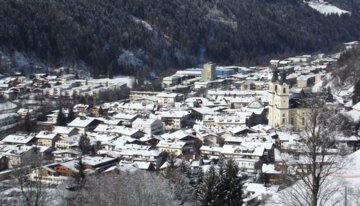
68;117;102;128
53;126;77;135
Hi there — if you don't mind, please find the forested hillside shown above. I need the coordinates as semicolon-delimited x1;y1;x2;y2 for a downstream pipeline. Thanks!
0;0;360;77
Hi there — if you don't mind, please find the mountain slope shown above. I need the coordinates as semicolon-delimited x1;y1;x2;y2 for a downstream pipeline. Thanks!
0;0;359;77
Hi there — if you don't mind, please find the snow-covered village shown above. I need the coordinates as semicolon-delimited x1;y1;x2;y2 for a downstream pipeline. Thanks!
0;41;359;206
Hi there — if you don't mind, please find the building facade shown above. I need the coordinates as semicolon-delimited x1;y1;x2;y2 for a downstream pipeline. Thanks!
268;70;311;129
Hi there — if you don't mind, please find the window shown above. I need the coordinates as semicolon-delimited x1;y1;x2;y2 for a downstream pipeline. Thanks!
283;88;286;94
275;85;278;93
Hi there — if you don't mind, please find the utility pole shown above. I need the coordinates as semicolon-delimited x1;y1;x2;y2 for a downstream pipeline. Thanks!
344;186;347;206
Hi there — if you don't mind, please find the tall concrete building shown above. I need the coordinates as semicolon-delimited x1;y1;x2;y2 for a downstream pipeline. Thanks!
202;62;216;81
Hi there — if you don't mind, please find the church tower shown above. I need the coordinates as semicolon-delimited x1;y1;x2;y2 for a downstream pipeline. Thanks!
268;70;290;127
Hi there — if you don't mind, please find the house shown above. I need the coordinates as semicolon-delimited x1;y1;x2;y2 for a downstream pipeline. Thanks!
262;163;282;185
113;113;138;126
116;148;162;163
161;129;199;156
200;146;222;158
156;140;186;156
221;144;265;173
118;102;156;114
35;131;61;147
158;110;190;130
73;104;89;115
156;92;184;106
0;145;37;168
243;183;278;206
53;156;118;176
52;126;79;138
52;149;80;162
68;117;103;134
129;91;158;101
1;134;35;145
94;124;144;138
54;135;81;150
132;118;164;135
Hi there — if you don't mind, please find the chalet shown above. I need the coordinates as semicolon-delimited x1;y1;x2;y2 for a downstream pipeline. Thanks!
52;126;79;138
68;117;103;134
53;156;118;176
113;113;138;126
156;140;186;156
262;163;282;185
35;131;61;147
54;135;81;150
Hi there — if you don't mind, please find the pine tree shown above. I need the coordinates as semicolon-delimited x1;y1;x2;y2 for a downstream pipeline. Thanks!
353;81;360;104
98;106;104;117
56;108;67;126
22;113;35;133
74;156;86;189
325;87;334;102
79;133;91;155
194;167;204;198
221;158;243;206
67;107;76;123
178;160;191;177
164;153;177;178
197;164;223;206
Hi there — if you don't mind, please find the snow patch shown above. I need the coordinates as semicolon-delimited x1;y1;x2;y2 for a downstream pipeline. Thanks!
131;16;154;32
117;50;143;68
305;0;351;15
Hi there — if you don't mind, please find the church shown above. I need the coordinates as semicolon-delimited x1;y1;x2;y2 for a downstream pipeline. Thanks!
268;69;311;129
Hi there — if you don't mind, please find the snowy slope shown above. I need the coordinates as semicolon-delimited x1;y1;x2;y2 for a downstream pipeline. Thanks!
266;150;360;206
305;0;351;15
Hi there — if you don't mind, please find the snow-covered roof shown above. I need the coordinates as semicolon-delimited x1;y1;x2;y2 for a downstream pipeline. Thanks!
156;140;186;149
53;126;76;135
352;102;360;111
132;118;160;126
262;164;281;174
68;117;101;128
2;134;35;144
0;144;34;155
94;124;141;136
113;113;138;120
221;144;265;157
156;92;181;98
36;131;59;140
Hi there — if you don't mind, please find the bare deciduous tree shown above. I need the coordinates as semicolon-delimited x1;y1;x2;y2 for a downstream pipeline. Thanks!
270;96;350;206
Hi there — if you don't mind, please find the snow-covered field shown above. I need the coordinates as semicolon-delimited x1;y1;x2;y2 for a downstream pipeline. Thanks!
305;0;351;15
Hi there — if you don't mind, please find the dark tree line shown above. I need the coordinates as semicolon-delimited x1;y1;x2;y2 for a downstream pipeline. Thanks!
0;0;360;77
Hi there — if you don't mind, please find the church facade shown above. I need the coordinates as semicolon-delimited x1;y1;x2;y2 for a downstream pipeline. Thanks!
268;70;311;129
